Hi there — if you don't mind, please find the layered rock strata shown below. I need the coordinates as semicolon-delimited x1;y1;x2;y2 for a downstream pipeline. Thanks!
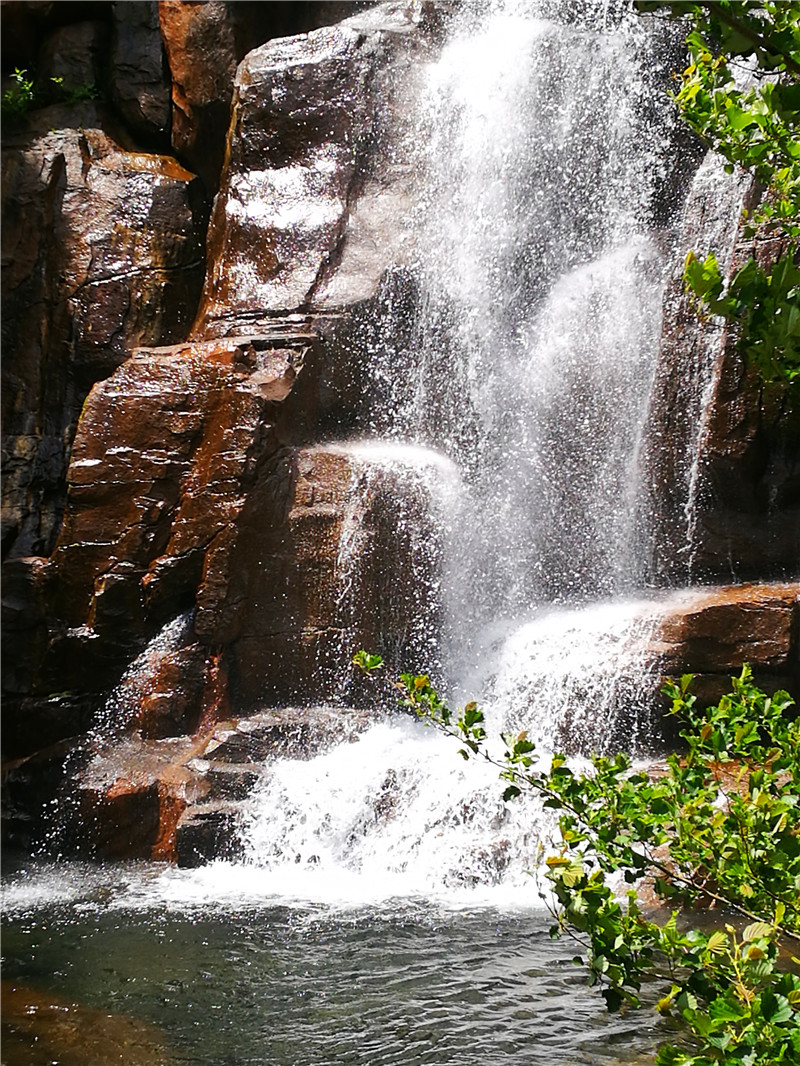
1;121;206;559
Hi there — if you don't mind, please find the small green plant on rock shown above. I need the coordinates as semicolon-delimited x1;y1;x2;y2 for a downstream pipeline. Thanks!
2;68;36;118
2;68;101;122
353;652;800;1065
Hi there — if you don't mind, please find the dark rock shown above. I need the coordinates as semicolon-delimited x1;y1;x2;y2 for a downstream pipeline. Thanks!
37;20;107;96
109;1;171;150
1;3;113;76
174;801;240;867
1;738;81;852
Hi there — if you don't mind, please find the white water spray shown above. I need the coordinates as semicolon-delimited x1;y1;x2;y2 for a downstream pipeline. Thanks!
235;1;684;899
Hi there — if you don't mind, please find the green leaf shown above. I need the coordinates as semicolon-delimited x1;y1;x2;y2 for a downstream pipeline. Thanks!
742;922;773;942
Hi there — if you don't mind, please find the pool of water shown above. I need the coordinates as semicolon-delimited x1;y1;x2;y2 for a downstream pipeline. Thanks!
2;860;667;1066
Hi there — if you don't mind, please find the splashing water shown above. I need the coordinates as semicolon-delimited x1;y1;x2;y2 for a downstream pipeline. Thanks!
92;611;195;740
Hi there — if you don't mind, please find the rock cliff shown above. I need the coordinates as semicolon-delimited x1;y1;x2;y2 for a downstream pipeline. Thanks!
2;1;797;862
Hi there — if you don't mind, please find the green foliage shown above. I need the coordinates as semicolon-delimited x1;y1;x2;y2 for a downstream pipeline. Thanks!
355;652;800;1065
638;2;800;385
2;68;36;118
683;248;800;381
1;67;101;122
49;75;101;106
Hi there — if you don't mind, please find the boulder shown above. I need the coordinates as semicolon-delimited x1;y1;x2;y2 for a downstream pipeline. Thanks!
71;733;204;860
159;2;385;193
192;1;427;338
37;19;107;96
653;581;800;704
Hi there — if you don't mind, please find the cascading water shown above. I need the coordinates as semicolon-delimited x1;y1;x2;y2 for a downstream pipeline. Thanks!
326;441;462;700
235;0;685;898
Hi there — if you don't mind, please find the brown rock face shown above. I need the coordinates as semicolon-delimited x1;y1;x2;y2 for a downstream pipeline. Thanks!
643;156;799;584
653;582;800;705
3;2;796;868
33;335;314;704
197;442;448;709
1;123;206;559
159;0;238;191
192;2;424;337
158;1;387;193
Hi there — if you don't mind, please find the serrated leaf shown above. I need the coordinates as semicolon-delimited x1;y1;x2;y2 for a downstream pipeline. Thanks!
742;921;772;942
706;930;728;955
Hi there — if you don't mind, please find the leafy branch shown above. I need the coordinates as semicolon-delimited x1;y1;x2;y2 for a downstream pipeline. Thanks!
638;2;800;385
354;652;800;1065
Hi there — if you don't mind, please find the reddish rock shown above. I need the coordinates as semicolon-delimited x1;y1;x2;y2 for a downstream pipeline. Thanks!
198;442;448;708
73;733;206;859
192;1;427;338
158;0;238;191
1;123;206;559
653;582;800;703
2;333;319;764
2;980;172;1066
49;335;316;633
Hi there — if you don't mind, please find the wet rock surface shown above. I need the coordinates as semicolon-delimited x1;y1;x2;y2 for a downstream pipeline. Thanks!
653;582;800;705
644;157;799;584
158;1;369;193
192;1;425;337
2;333;318;765
109;1;172;150
1;122;206;559
65;706;376;865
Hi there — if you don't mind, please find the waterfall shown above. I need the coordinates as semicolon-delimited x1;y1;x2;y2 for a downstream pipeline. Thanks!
362;1;677;640
234;0;685;899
